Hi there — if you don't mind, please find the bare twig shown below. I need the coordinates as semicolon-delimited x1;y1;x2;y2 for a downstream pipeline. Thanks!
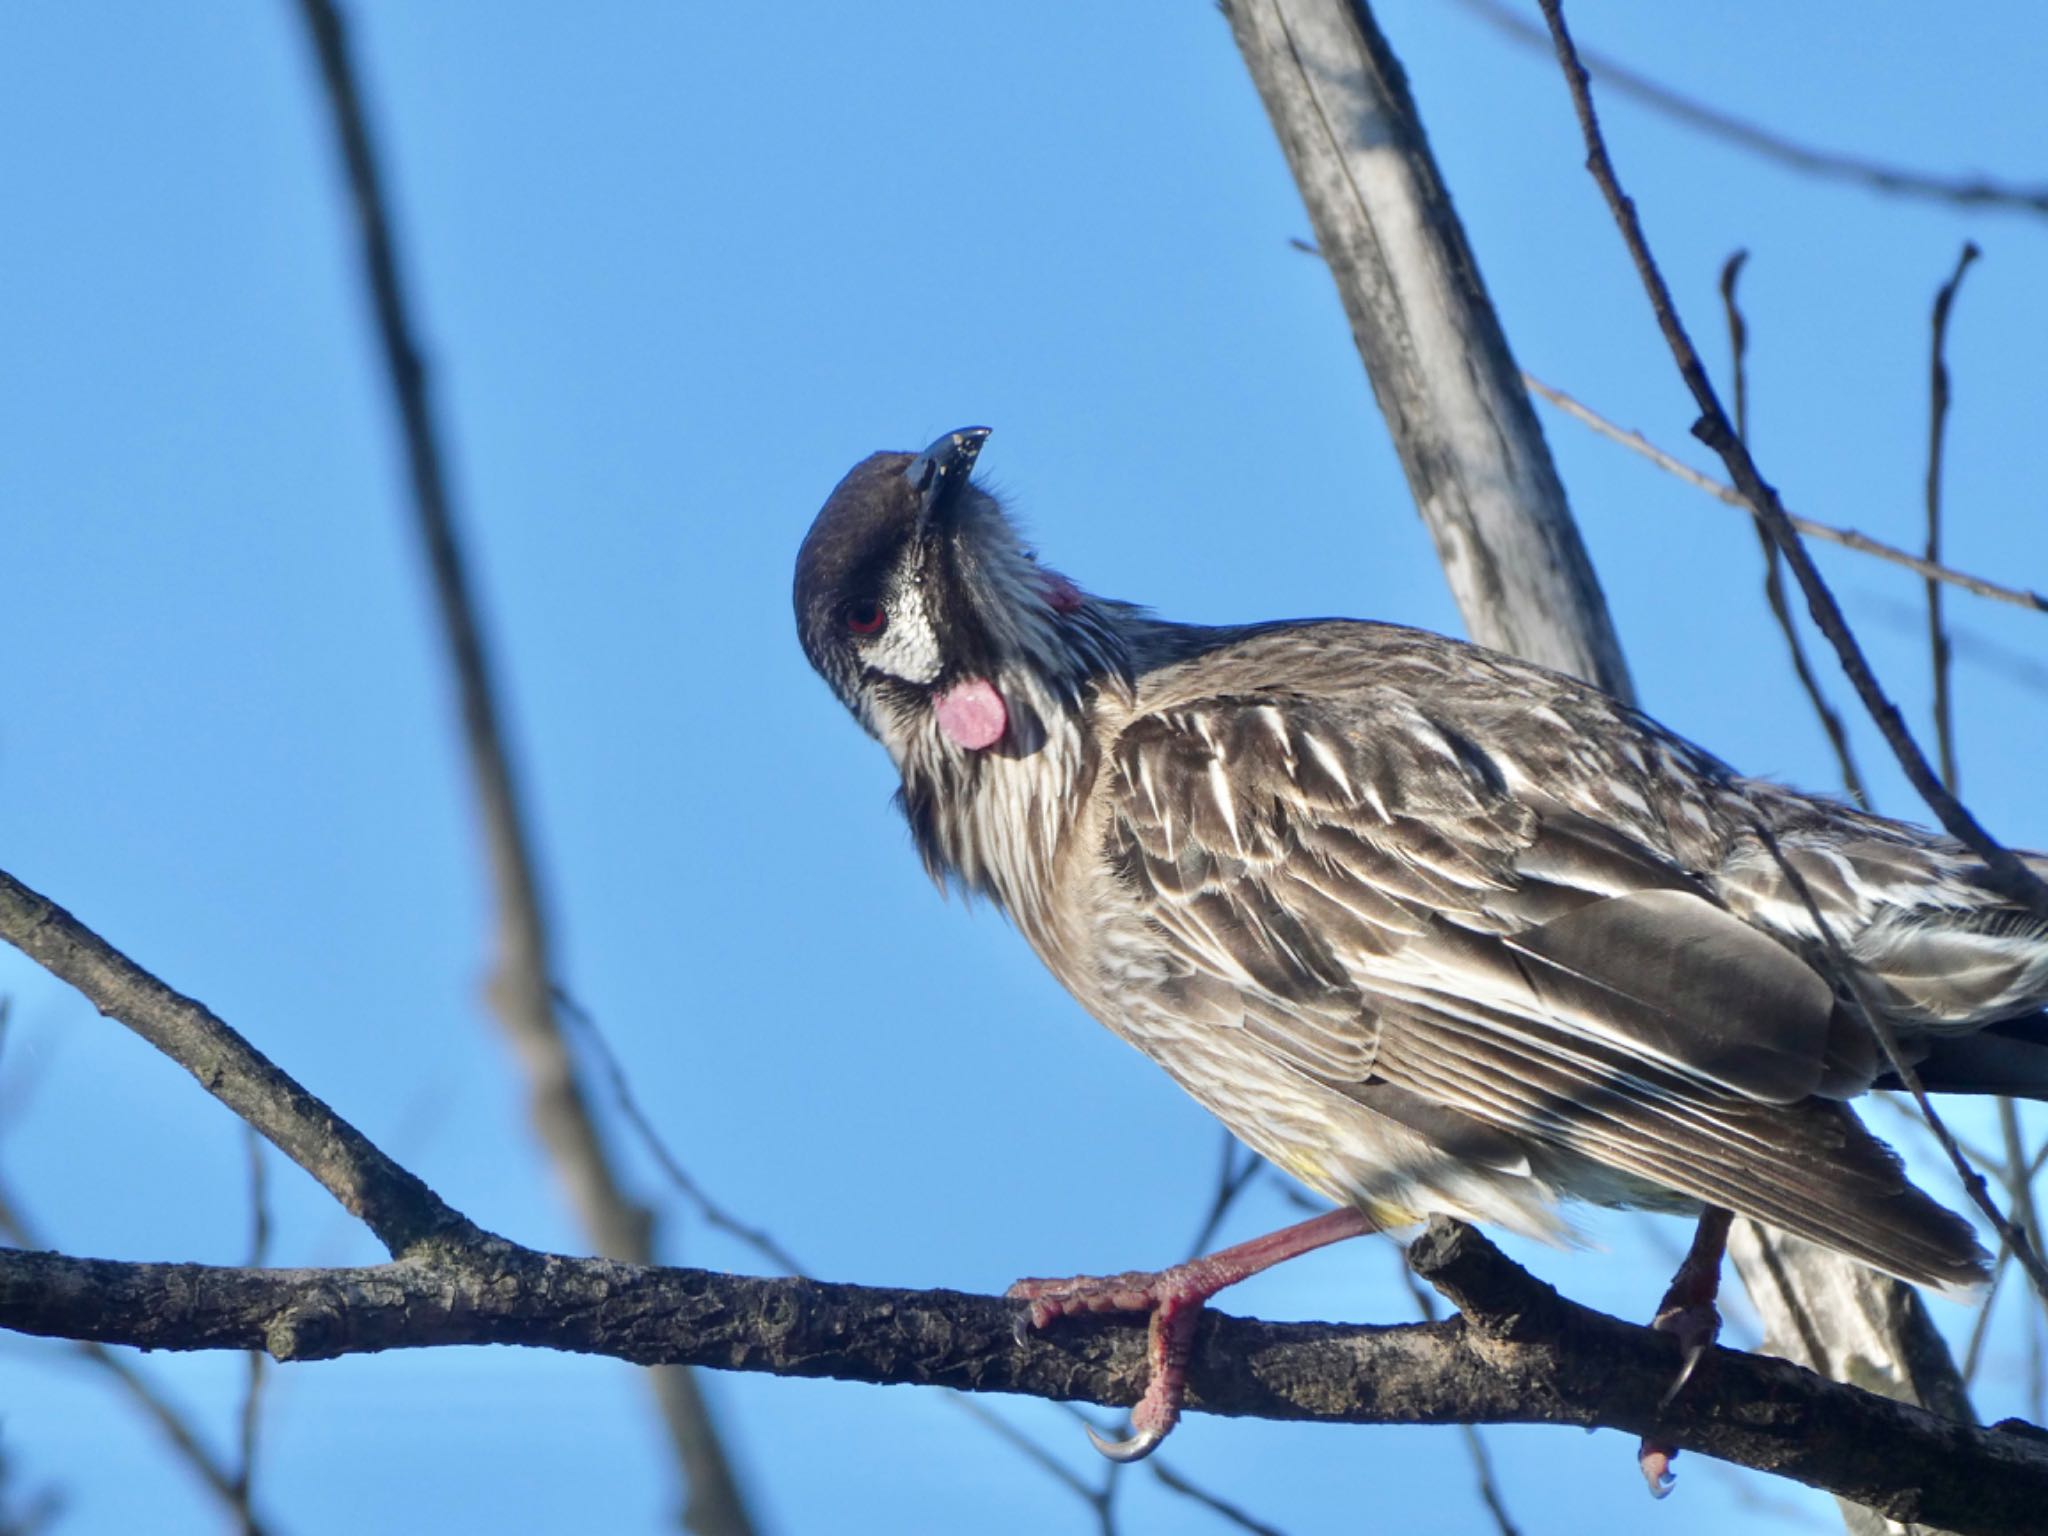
1962;1247;2011;1387
553;991;808;1278
1722;249;1751;441
232;1127;272;1535
555;997;1257;1531
940;1393;1103;1512
1187;1132;1264;1260
1523;375;2047;615
1925;242;1979;794
0;868;471;1257
1534;0;2048;924
287;4;755;1530
1148;1462;1289;1536
1719;252;1867;806
1455;0;2048;220
0;1184;273;1535
1529;373;2046;615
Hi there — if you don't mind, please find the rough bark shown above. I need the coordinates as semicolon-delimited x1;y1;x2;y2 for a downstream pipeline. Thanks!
289;4;755;1529
3;1223;2043;1536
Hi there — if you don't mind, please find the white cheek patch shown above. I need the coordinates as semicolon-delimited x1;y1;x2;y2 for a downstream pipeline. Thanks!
860;585;944;685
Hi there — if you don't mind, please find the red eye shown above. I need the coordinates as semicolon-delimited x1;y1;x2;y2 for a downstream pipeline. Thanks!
846;601;888;636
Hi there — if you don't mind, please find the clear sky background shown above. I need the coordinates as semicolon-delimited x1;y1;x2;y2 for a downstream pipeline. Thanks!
4;4;2045;1533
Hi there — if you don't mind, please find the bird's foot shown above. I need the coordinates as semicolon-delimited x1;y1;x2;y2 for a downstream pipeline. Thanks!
1652;1298;1723;1408
1007;1207;1376;1462
1011;1269;1212;1474
1637;1300;1723;1497
1637;1206;1734;1497
1007;1265;1214;1462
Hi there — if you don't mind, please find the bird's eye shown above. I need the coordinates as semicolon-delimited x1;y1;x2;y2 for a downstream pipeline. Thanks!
845;601;888;636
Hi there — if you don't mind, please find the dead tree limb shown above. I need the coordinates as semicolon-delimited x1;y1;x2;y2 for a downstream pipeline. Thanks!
1225;0;1634;701
3;1223;2045;1536
286;4;756;1531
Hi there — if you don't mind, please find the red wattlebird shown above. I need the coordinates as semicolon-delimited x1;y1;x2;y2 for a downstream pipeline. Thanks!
794;428;2046;1477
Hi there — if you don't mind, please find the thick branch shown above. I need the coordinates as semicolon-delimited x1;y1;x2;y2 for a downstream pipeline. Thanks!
0;868;471;1259
1227;0;1635;701
288;5;755;1530
4;1222;2044;1535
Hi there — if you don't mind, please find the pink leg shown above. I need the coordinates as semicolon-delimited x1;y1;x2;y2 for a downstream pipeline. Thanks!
1639;1205;1734;1497
1007;1207;1377;1462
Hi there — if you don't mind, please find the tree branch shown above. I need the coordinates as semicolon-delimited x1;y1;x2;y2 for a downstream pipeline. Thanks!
0;867;472;1259
1454;0;2048;221
3;1222;2044;1535
1534;0;2048;924
1522;373;2048;615
287;5;757;1530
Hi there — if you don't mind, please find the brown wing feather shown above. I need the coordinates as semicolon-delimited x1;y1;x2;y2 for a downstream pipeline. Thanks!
1104;684;1986;1288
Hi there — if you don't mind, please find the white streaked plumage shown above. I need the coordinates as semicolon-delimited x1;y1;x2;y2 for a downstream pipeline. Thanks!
794;433;2048;1294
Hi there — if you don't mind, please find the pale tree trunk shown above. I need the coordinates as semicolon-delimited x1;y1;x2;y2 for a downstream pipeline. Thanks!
1224;4;1969;1531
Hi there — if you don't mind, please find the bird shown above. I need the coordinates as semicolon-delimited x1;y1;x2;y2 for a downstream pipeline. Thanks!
792;426;2048;1473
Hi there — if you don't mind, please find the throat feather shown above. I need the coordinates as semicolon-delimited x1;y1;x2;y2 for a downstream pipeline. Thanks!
898;676;1096;932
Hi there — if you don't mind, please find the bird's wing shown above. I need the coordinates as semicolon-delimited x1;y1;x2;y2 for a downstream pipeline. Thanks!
1104;688;1983;1288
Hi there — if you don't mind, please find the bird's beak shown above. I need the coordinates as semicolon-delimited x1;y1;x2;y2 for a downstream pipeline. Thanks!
907;426;992;528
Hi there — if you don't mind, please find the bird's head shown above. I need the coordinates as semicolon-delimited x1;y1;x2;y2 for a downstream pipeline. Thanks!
794;428;1116;766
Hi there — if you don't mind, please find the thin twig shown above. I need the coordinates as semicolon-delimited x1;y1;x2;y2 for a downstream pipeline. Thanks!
1534;0;2048;923
1925;242;1979;795
0;1183;272;1535
941;1393;1103;1512
1962;1246;2012;1387
287;5;756;1531
1455;0;2048;220
1148;1462;1289;1536
552;990;808;1278
1186;1132;1263;1260
1871;1092;2007;1190
1718;252;1867;805
553;994;1263;1532
1524;374;2047;615
232;1127;272;1535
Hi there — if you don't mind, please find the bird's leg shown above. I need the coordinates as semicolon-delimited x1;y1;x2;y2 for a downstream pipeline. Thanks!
1006;1206;1376;1462
1638;1204;1735;1497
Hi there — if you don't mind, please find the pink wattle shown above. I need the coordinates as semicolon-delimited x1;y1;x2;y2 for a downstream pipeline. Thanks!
934;678;1008;750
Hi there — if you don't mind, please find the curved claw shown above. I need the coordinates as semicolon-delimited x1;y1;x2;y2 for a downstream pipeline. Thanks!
1652;1301;1721;1409
1638;1441;1677;1499
1086;1418;1169;1464
1660;1339;1709;1409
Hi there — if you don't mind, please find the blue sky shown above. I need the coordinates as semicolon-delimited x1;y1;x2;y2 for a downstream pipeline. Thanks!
3;3;2045;1532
